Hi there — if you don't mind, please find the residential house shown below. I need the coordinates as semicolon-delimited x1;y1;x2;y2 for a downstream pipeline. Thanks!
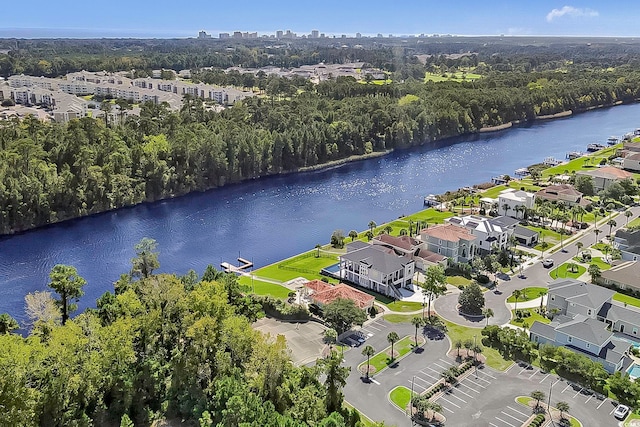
446;215;514;255
613;229;640;261
623;152;640;173
598;261;640;293
372;234;447;270
535;184;589;207
302;280;375;310
513;225;539;246
339;242;415;299
529;279;636;373
576;167;634;193
497;189;536;217
419;223;477;263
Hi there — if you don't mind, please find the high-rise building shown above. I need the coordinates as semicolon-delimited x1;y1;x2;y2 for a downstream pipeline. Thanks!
219;33;230;39
311;30;319;38
356;32;362;38
276;30;283;38
197;31;212;39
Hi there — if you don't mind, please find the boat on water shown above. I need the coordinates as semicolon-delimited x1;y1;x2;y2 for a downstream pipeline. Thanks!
607;136;620;145
587;143;606;152
514;167;529;176
543;157;562;166
566;151;583;160
424;194;439;206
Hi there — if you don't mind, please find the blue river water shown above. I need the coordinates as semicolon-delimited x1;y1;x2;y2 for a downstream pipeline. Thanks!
2;104;640;325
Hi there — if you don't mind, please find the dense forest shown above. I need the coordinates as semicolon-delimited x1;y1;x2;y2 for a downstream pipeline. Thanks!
0;247;369;427
3;62;640;234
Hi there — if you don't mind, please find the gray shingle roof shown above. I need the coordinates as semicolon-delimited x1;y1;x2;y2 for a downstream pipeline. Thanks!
600;261;640;290
556;315;613;347
490;216;520;229
340;245;412;275
346;241;370;252
530;321;557;341
597;301;640;325
548;279;615;310
514;225;538;238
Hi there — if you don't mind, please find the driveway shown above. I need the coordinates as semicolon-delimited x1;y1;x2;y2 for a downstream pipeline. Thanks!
253;317;327;365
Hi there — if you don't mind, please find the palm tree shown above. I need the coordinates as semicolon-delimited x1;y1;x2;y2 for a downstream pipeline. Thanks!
387;332;400;361
539;290;548;312
556;401;570;421
472;344;483;362
512;289;523;313
441;367;458;388
530;390;546;410
454;339;463;357
589;264;602;284
502;203;511;217
362;345;375;379
368;220;377;234
348;230;358;241
315;244;322;258
482;308;494;326
607;219;617;237
575;241;584;259
463;339;473;357
594;228;601;244
421;265;447;320
324;328;338;353
625;210;633;225
384;225;393;234
411;316;426;347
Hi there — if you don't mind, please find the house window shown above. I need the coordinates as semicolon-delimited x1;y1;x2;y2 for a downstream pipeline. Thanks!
586;343;590;348
634;328;638;336
439;239;442;245
588;309;592;315
567;336;572;343
551;296;555;301
534;336;538;342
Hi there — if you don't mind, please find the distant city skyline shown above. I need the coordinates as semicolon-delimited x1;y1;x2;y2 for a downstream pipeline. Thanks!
4;1;640;38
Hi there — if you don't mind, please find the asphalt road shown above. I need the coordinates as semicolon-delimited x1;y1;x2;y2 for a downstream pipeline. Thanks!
434;206;640;328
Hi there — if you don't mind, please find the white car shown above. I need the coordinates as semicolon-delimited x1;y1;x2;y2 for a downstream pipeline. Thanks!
542;259;554;268
614;404;630;420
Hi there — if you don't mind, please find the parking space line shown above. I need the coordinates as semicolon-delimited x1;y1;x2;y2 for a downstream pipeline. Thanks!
506;406;529;418
432;362;450;370
609;407;617;415
573;388;583;399
477;370;497;380
439;358;454;366
445;391;467;404
407;380;426;392
458;382;481;394
490;423;501;427
453;387;474;398
440;396;461;408
413;376;433;386
463;378;487;389
440;405;454;414
474;375;492;384
539;374;550;383
597;398;607;409
528;370;539;380
365;324;382;331
501;411;526;423
518;366;529;375
495;416;517;427
504;363;518;374
585;394;594;404
561;384;571;393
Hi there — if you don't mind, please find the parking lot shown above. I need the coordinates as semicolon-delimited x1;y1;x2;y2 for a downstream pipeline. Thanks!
438;362;619;427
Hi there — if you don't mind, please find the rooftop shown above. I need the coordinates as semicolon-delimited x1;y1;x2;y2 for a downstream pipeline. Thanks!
421;223;477;243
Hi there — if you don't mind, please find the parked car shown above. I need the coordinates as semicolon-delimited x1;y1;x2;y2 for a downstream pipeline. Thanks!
614;404;629;420
542;259;554;268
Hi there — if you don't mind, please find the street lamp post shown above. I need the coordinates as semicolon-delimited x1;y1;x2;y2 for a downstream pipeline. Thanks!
410;375;416;419
473;335;478;378
422;294;426;319
548;379;559;416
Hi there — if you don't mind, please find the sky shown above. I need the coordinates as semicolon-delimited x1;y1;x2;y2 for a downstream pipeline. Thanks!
2;1;640;38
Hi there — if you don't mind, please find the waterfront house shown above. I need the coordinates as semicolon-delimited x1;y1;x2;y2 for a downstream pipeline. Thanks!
372;234;446;270
576;167;634;193
419;223;477;263
497;189;536;216
613;229;640;261
446;215;514;255
623;152;640;172
535;184;589;207
529;279;636;373
302;280;375;310
339;242;415;299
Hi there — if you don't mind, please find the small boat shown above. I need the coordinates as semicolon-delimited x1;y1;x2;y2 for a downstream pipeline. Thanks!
424;194;439;206
514;168;529;176
543;157;562;166
566;151;583;160
607;136;619;145
587;143;606;152
634;128;640;136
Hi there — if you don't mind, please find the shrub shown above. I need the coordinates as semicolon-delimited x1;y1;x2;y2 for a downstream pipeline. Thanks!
476;274;490;284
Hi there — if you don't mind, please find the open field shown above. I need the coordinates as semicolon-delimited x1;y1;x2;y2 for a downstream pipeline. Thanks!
239;277;291;299
424;71;482;83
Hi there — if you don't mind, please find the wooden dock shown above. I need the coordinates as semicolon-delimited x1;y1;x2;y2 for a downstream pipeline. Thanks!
221;257;254;273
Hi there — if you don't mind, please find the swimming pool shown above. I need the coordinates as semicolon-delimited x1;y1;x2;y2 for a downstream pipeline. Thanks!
628;364;640;380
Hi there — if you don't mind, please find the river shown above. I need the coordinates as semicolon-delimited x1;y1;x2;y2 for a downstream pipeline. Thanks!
2;104;640;325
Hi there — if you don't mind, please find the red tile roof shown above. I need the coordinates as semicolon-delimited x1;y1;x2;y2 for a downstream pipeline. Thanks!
305;279;332;293
580;166;633;180
421;223;476;243
305;281;375;309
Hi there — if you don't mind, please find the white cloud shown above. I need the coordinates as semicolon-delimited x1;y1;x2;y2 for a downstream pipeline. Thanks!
546;6;599;22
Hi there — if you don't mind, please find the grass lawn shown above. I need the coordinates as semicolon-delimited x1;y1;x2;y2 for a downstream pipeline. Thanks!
510;309;550;328
447;276;472;286
386;300;424;312
403;208;455;225
383;314;419;323
480;185;508;199
628;217;640;228
358;336;415;373
238;277;291;299
590;257;612;271
507;287;546;303
389;386;412;410
613;293;640;309
252;251;338;282
549;263;586;279
527;226;563;249
424;71;482;83
541;145;621;178
443;320;513;371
